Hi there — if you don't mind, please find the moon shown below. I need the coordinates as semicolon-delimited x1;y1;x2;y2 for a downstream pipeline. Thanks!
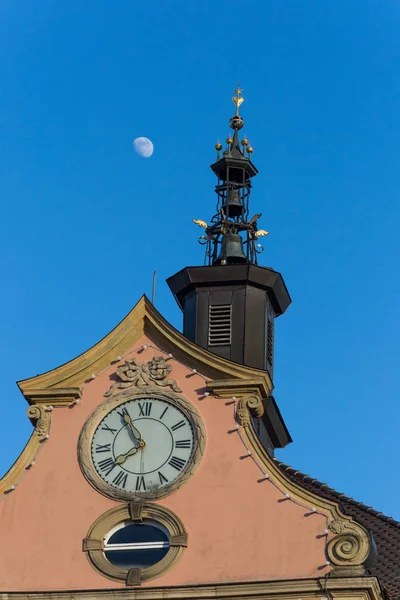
133;137;154;158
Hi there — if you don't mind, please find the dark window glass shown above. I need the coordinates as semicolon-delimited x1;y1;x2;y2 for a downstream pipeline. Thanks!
105;547;169;569
105;522;169;570
108;523;168;545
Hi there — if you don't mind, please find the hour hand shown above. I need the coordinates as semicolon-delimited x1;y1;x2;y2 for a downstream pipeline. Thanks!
123;414;142;442
115;446;139;465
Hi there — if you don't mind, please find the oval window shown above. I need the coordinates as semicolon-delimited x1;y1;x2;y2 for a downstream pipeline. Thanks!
104;520;170;569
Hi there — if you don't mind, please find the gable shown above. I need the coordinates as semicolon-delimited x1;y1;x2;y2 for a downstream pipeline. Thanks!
0;297;375;592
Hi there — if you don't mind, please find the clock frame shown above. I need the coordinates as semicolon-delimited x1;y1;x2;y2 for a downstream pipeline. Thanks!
78;386;206;501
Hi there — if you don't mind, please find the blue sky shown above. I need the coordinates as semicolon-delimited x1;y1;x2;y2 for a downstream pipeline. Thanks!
1;1;399;518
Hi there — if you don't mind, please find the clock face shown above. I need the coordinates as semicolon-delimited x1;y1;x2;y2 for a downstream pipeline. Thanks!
90;397;195;496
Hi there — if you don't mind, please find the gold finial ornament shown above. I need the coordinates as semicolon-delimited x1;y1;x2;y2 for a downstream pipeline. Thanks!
241;134;249;147
226;136;233;145
229;83;245;131
247;145;254;154
232;83;244;117
215;139;222;151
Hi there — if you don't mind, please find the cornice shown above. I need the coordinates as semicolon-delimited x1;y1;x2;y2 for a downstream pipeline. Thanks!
238;418;375;575
206;378;272;398
0;576;382;600
17;296;272;399
244;423;341;521
23;388;82;407
17;299;147;393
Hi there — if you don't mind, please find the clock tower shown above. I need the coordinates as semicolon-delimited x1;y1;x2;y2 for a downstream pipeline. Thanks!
0;86;398;600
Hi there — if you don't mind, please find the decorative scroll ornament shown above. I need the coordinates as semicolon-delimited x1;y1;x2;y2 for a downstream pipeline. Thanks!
235;394;264;427
105;356;181;396
27;405;51;440
327;519;374;572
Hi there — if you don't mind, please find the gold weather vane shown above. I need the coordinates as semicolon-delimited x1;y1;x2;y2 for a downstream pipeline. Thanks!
232;83;244;116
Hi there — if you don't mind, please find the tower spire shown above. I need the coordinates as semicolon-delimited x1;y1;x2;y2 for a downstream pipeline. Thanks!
167;83;291;374
193;85;269;266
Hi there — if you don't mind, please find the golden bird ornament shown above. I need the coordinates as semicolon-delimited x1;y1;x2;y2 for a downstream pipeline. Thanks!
254;230;270;238
249;213;262;225
192;219;208;229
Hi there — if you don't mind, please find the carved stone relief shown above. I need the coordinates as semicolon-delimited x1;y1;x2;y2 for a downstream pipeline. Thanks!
327;519;375;575
235;393;264;427
105;356;181;396
27;405;51;441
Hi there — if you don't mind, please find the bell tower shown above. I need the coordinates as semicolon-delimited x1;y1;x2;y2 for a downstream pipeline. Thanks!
167;86;291;375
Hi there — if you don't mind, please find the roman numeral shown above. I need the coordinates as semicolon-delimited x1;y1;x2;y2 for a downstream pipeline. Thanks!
113;471;128;488
101;423;117;435
138;402;152;417
175;439;191;449
159;406;169;420
117;406;130;419
135;475;146;491
168;456;186;471
98;457;115;476
158;471;169;484
171;420;185;431
95;443;111;453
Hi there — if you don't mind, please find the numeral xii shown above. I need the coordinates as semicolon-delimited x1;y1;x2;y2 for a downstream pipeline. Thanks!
138;402;152;416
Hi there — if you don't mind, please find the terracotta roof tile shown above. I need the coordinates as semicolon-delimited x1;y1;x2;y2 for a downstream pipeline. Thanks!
273;459;400;600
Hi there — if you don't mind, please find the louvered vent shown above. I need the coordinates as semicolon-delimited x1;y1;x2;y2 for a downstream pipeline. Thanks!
208;304;232;346
266;315;274;372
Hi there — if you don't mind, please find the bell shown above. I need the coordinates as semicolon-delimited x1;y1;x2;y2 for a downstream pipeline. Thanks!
222;189;244;218
214;233;248;265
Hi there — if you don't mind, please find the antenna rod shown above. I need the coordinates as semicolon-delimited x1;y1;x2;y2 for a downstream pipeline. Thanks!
152;271;157;304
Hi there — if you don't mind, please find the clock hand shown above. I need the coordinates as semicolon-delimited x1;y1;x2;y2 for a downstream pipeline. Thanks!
123;414;145;444
114;446;140;465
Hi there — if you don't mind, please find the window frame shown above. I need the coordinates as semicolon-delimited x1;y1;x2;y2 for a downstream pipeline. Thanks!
83;501;187;586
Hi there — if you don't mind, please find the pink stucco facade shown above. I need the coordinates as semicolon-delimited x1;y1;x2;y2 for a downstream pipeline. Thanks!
0;337;328;591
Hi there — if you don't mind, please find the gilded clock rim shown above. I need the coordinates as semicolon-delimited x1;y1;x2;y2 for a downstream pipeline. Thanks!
78;386;206;501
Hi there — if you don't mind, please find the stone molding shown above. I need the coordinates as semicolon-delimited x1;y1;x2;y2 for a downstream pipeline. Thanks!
23;388;82;407
0;404;52;495
241;421;375;575
207;377;374;578
0;576;382;600
17;296;273;392
206;378;272;399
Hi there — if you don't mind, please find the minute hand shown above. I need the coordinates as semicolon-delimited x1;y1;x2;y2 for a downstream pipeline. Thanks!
123;414;142;441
